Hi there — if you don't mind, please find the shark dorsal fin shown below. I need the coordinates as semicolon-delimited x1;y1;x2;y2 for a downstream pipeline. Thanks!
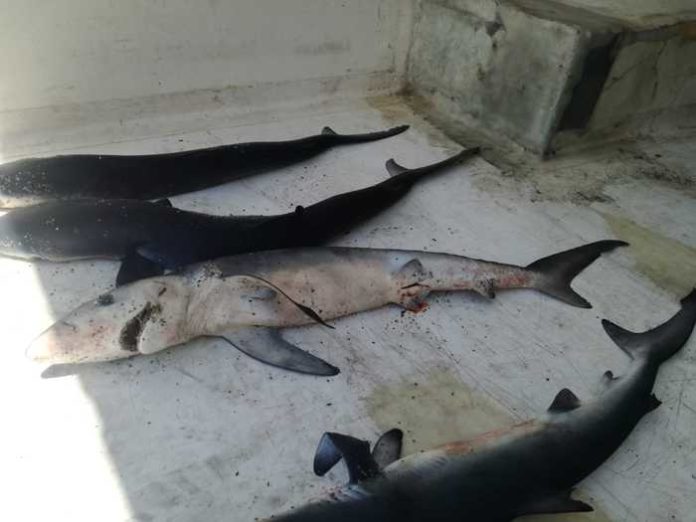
321;126;338;136
385;158;409;177
548;388;581;413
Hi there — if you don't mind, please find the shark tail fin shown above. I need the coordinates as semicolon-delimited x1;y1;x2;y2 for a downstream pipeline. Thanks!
313;432;379;484
385;147;481;179
313;428;403;484
321;124;409;143
602;288;696;364
526;240;628;308
371;428;403;469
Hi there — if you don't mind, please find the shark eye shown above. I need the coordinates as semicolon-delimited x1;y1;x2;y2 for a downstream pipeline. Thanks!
97;294;115;306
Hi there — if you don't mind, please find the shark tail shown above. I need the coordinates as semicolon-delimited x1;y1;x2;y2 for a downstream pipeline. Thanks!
526;240;628;308
321;124;409;143
602;288;696;364
384;147;481;182
313;429;403;484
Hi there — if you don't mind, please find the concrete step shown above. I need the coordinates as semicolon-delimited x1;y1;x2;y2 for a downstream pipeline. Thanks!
407;0;696;155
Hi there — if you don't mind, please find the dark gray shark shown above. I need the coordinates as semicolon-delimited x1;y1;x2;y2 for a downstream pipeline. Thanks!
270;289;696;521
0;125;408;208
0;148;478;285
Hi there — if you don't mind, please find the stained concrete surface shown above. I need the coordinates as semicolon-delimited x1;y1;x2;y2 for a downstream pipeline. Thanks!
408;0;586;152
1;95;695;521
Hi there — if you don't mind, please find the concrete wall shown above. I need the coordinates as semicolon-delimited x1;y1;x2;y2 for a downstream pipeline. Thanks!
408;0;696;154
407;0;589;152
586;27;696;132
549;0;696;29
0;0;413;112
1;0;693;156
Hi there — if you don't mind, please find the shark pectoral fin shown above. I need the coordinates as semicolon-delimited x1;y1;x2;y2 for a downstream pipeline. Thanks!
521;490;593;516
153;198;173;207
314;432;380;483
548;388;581;413
220;327;339;376
136;243;191;271
233;273;334;329
385;158;409;177
116;250;165;286
372;428;403;469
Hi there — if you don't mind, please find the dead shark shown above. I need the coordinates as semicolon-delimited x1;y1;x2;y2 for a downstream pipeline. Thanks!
269;289;696;521
0;148;478;286
0;125;408;208
27;240;626;374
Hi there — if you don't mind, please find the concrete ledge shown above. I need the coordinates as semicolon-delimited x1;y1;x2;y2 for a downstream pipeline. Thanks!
555;23;696;150
408;0;588;153
407;0;696;155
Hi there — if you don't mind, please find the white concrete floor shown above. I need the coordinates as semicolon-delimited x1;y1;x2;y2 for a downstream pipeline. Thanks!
2;96;695;522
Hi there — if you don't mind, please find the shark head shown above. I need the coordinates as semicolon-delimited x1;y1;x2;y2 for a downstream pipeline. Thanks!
27;276;191;364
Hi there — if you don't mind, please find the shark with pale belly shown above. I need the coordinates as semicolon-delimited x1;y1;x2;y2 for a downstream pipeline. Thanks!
27;240;626;374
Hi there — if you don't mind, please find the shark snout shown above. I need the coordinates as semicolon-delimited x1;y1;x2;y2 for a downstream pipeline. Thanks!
26;315;127;365
26;325;63;362
25;278;190;365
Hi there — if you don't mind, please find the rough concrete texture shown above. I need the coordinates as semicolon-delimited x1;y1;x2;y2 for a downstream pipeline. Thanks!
408;0;696;154
541;0;696;29
0;0;414;154
2;95;695;522
577;26;696;137
408;0;588;153
1;3;695;521
0;0;413;112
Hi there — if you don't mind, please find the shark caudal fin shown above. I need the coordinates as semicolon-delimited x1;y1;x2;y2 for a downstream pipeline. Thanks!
321;124;409;143
314;432;380;483
527;240;628;308
371;428;403;469
385;146;481;180
313;429;403;484
602;288;696;364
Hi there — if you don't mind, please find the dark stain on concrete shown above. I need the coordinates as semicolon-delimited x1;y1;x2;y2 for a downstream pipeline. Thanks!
364;369;613;521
